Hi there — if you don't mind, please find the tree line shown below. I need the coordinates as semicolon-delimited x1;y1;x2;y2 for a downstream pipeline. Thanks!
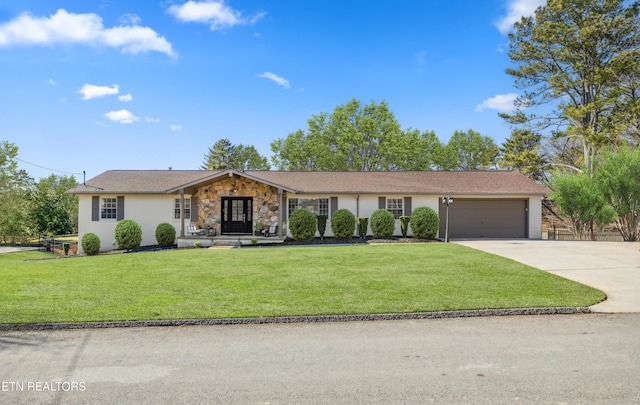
0;141;78;243
203;99;508;173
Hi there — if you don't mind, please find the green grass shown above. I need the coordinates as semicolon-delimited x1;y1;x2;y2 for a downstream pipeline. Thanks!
0;244;605;324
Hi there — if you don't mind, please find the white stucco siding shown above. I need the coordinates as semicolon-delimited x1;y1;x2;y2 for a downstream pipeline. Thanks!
77;194;186;253
527;195;543;239
285;194;440;237
284;194;543;239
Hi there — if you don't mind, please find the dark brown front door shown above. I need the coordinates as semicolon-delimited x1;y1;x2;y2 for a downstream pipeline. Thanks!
221;197;253;234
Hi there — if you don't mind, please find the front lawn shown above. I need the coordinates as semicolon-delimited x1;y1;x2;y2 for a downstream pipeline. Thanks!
0;244;605;324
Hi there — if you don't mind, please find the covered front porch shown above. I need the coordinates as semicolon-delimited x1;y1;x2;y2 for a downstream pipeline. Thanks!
169;170;292;240
177;234;285;248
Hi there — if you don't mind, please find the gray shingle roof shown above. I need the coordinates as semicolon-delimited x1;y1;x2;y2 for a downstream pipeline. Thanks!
68;170;549;195
67;170;222;194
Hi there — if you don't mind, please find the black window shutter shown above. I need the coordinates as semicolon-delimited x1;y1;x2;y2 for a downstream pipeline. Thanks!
92;196;99;221
191;196;198;222
378;197;386;210
330;197;338;217
404;197;412;216
116;196;125;221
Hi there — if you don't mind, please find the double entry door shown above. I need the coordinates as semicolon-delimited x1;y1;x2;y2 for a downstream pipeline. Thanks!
221;197;253;234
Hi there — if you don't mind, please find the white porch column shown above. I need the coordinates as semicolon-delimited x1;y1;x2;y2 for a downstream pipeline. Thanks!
179;188;185;237
278;188;283;238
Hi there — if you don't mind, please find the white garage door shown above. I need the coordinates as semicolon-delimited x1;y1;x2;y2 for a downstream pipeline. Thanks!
438;199;528;239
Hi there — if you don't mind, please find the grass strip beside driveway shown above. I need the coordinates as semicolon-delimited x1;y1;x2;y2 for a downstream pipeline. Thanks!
0;244;605;324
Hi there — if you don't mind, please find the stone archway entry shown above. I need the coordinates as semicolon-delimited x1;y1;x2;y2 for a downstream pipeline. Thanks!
221;197;253;234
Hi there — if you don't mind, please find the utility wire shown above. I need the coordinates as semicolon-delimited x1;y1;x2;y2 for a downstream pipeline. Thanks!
14;157;84;176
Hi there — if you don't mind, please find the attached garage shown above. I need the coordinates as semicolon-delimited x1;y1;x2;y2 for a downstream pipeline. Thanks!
439;199;528;239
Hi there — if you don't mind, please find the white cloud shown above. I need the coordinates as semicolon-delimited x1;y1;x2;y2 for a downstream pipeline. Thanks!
118;93;133;102
145;116;160;123
119;13;141;26
168;1;265;30
105;109;139;124
258;72;290;89
170;124;182;132
495;0;545;34
475;93;519;112
0;9;175;56
45;79;56;85
78;83;119;100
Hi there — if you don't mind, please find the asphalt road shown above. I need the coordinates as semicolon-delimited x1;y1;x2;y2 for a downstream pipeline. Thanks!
2;313;640;404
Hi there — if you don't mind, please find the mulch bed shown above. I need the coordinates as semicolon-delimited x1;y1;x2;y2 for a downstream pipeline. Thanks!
282;236;438;246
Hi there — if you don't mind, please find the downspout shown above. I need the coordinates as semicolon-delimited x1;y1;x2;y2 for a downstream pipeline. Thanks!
356;194;360;219
180;188;185;238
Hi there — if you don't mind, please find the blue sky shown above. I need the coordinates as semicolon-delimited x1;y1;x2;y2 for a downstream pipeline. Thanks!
0;0;545;181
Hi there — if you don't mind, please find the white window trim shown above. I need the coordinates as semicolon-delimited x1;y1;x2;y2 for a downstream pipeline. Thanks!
174;198;191;221
101;197;117;220
386;198;403;219
288;197;330;218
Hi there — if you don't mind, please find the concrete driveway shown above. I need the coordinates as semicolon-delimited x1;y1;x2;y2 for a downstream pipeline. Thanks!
0;246;37;254
455;240;640;313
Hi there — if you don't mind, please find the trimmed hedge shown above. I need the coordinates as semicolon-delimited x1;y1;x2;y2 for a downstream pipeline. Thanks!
81;232;100;255
410;206;439;239
317;215;328;240
155;223;176;246
400;216;410;237
370;209;396;238
331;209;356;238
358;217;369;238
115;219;143;250
290;209;317;240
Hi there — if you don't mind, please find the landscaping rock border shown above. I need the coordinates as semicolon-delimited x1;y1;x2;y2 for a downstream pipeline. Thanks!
0;307;591;331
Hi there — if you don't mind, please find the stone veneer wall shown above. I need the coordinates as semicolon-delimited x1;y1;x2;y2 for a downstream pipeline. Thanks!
194;175;280;234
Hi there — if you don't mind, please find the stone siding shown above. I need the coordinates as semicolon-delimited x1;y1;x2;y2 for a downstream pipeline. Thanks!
194;174;280;234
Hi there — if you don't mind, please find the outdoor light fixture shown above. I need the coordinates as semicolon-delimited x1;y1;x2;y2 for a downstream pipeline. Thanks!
441;196;454;242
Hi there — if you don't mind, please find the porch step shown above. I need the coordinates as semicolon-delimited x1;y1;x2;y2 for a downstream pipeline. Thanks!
213;239;242;247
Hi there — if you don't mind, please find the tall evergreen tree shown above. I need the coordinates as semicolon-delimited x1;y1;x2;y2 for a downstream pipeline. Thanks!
502;0;640;172
498;129;548;182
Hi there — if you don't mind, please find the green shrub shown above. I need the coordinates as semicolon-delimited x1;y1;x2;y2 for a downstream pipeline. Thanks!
81;232;100;255
289;209;317;240
331;209;356;238
317;215;328;240
155;223;176;246
370;209;396;238
410;206;439;239
358;217;369;238
400;216;410;237
114;219;143;249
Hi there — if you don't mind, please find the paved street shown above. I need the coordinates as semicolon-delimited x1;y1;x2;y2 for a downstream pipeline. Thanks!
2;314;640;404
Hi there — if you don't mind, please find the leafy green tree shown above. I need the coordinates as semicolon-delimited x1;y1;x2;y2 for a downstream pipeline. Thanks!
498;129;548;182
0;141;34;243
270;98;443;171
440;129;498;170
593;146;640;241
202;138;270;170
552;172;617;240
233;144;270;171
31;192;72;236
31;174;78;234
502;0;640;172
